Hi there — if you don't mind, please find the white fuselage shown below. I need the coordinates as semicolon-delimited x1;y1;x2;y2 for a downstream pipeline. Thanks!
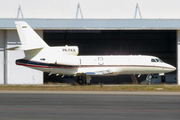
16;47;176;76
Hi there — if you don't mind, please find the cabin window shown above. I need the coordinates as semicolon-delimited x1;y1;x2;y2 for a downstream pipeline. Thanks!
151;59;156;62
40;58;45;61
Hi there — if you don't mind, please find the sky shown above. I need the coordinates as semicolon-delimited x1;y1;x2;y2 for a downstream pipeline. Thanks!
0;0;180;19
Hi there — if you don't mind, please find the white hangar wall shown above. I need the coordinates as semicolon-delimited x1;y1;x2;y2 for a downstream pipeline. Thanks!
0;30;4;84
0;30;43;84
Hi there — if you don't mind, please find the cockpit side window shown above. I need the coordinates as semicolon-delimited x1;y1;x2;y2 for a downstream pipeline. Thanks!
151;59;156;62
151;58;164;63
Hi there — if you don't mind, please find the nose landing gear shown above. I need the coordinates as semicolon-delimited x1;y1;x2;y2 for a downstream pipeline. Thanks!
146;74;152;85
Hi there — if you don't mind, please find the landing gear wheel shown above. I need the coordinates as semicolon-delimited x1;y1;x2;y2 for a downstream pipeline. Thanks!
77;79;84;85
87;82;91;85
147;80;151;85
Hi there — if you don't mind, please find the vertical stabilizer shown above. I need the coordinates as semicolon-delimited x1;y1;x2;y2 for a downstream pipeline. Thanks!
15;21;49;50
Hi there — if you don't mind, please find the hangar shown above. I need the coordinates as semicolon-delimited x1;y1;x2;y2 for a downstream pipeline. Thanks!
0;18;179;85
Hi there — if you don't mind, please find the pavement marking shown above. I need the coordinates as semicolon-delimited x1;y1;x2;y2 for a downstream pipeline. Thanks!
0;108;180;113
0;90;180;95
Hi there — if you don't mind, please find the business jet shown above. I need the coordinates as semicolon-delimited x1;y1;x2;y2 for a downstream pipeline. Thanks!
8;21;176;85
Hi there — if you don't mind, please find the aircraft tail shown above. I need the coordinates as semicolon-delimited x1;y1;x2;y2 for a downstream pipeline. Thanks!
15;21;49;50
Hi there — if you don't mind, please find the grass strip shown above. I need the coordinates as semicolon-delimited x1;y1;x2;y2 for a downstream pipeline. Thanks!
0;85;180;92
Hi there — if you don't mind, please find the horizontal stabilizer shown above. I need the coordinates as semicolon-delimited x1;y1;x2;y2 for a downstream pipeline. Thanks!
6;45;44;51
6;46;19;50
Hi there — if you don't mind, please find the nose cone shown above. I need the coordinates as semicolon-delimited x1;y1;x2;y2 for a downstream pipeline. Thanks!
165;64;176;73
172;66;176;71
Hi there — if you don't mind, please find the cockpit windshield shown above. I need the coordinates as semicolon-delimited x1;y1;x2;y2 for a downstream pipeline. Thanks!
158;59;164;63
156;59;159;62
151;58;164;63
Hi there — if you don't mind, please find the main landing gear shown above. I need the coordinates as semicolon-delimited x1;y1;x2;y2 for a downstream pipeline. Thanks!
77;76;84;85
77;75;91;85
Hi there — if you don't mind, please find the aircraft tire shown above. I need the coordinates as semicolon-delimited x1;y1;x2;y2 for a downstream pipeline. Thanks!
147;80;151;85
77;79;84;85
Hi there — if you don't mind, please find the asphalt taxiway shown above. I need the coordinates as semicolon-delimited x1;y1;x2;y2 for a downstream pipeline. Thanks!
0;91;180;120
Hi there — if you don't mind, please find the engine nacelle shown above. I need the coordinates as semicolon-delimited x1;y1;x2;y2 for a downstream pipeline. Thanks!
56;55;80;66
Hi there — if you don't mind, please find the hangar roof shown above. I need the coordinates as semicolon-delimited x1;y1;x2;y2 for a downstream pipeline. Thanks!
1;18;180;30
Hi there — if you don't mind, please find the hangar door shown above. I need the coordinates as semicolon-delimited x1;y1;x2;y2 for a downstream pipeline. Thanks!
43;30;176;84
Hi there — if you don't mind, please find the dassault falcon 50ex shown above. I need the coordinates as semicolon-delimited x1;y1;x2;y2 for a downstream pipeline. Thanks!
8;21;176;85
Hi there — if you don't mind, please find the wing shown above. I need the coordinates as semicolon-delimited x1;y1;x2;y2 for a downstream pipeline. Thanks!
86;69;114;76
